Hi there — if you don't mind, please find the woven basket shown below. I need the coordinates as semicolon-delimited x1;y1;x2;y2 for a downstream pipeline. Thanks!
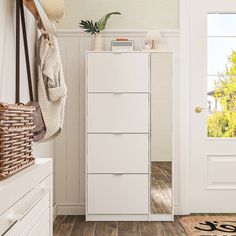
0;103;35;180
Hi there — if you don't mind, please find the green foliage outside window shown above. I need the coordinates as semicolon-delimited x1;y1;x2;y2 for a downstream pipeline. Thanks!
208;51;236;137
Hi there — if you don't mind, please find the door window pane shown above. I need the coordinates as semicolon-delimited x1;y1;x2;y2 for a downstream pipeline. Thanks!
208;38;236;75
207;14;236;138
208;14;236;37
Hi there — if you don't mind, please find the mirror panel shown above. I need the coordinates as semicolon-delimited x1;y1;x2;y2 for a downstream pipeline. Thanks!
151;52;173;215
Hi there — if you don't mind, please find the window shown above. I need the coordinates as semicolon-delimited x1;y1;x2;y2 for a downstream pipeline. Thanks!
207;14;236;138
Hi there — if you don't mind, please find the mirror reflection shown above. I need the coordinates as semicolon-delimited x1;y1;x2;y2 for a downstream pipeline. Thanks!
151;52;173;214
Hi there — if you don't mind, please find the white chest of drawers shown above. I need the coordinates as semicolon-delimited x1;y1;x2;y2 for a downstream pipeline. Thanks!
0;158;53;235
86;52;150;221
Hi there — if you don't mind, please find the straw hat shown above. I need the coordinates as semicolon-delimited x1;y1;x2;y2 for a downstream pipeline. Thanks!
40;0;65;22
33;0;65;35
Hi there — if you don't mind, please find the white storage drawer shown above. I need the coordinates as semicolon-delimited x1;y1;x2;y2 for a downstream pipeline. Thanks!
28;209;50;236
0;159;52;235
87;52;149;92
0;171;52;236
88;94;149;133
3;192;49;236
88;134;148;173
88;174;149;214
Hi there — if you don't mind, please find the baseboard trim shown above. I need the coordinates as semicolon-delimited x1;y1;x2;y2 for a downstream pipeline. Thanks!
53;204;57;220
87;214;174;221
150;214;174;221
174;204;186;215
56;204;85;215
86;214;149;221
54;204;183;217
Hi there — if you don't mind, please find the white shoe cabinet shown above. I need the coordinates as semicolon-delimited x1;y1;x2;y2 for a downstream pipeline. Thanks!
86;52;150;221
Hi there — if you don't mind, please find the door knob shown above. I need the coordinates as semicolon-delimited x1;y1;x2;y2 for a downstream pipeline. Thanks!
195;106;205;113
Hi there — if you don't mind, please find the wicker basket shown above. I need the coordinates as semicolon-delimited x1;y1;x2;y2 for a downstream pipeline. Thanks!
0;103;35;180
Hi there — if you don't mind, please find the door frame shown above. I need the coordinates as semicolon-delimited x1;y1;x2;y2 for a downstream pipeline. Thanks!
179;0;191;215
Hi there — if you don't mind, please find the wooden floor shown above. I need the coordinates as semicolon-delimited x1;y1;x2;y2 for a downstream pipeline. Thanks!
151;161;172;214
53;215;187;236
54;214;236;236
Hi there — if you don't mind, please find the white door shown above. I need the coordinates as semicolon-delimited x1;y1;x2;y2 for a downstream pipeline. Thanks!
190;0;236;212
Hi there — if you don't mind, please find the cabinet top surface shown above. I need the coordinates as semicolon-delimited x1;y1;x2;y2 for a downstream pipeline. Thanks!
0;158;52;189
86;51;173;54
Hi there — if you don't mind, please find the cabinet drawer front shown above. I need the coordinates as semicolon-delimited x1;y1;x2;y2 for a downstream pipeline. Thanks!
88;94;149;133
88;174;149;214
4;193;49;236
88;134;148;173
88;53;149;92
28;209;50;236
0;175;51;236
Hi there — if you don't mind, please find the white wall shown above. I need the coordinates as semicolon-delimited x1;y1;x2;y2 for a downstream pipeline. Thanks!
57;0;179;29
0;1;54;159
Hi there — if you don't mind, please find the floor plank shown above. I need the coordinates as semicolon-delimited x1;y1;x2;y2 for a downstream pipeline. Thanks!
161;220;187;236
94;222;118;236
70;216;96;236
139;221;166;236
53;215;78;236
118;222;141;236
53;215;66;235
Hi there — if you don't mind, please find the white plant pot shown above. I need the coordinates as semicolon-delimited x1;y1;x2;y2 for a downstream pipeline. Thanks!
92;33;105;51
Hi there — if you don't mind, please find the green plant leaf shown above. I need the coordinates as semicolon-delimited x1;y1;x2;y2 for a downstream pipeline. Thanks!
79;20;100;35
79;11;121;35
98;12;121;31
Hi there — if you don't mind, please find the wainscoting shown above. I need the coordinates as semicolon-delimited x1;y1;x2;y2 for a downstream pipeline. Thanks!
55;29;181;215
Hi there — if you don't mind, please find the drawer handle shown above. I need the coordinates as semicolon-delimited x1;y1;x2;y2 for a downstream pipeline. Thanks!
112;92;124;95
113;133;123;135
3;210;37;235
7;214;25;222
112;52;123;55
0;185;49;235
4;189;48;234
113;172;124;175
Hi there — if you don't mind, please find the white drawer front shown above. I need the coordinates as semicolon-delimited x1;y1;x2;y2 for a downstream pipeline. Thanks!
88;94;149;133
88;134;148;173
28;209;50;236
0;174;51;236
0;159;52;217
88;53;149;92
88;174;149;214
4;192;49;236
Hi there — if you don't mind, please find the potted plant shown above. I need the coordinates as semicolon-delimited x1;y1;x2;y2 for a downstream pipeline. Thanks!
79;12;121;51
